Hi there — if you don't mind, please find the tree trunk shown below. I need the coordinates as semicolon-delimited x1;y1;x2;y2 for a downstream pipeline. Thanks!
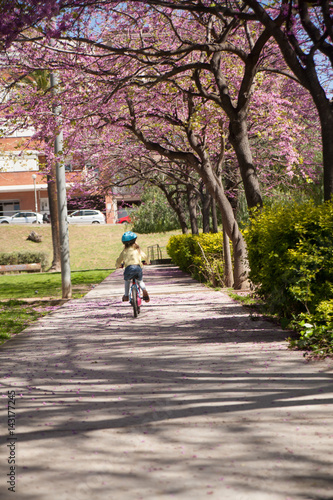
223;226;233;287
175;203;189;234
185;117;249;288
164;188;189;234
211;198;219;233
315;101;333;201
174;189;189;234
187;185;199;235
47;169;61;272
198;161;249;289
211;179;249;289
201;187;211;233
228;117;263;209
224;161;240;214
208;51;263;210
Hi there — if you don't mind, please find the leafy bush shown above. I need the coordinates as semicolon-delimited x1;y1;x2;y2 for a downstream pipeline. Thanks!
244;200;333;356
289;319;333;359
0;251;48;270
287;300;333;358
132;187;182;233
167;232;225;285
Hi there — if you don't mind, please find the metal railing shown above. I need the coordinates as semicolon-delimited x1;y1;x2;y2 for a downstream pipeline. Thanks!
147;244;162;262
146;244;172;263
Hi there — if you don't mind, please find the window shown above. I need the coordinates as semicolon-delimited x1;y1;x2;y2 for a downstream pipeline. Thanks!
0;152;39;172
0;200;20;217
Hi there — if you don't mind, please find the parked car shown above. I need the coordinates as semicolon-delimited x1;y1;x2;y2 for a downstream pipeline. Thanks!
67;209;106;224
116;208;131;224
0;211;44;224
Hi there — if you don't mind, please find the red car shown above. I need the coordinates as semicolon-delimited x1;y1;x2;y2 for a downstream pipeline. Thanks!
116;209;131;224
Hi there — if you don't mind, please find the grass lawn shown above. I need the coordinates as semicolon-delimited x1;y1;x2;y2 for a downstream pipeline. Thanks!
0;300;56;344
0;224;178;270
0;269;112;300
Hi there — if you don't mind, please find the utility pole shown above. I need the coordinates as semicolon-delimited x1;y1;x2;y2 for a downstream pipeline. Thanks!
32;173;38;222
50;72;72;298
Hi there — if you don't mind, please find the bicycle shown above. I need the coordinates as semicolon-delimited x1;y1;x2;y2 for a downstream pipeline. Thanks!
129;276;142;318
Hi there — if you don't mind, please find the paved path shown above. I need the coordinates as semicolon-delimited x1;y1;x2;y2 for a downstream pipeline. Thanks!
1;264;333;500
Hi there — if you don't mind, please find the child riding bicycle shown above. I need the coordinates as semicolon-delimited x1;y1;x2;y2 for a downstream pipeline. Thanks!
115;231;150;303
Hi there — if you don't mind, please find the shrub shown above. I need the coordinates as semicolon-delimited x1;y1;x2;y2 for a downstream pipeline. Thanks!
289;300;333;358
0;251;48;270
167;232;225;286
244;200;333;357
289;319;333;360
245;201;333;316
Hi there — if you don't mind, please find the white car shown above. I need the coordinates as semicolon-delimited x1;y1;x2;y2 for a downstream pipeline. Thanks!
0;211;44;224
67;209;106;224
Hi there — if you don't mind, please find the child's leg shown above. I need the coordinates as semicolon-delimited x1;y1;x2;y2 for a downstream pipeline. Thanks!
124;280;131;296
122;280;130;300
139;280;150;302
138;280;146;290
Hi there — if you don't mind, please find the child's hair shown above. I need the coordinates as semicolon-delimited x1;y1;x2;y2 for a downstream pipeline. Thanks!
124;240;140;252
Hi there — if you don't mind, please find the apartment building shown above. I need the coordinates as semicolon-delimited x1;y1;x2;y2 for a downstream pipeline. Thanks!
0;133;140;224
0;131;49;217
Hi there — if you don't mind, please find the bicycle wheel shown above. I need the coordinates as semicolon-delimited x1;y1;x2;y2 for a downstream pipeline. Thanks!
137;286;142;308
137;286;141;314
132;285;139;318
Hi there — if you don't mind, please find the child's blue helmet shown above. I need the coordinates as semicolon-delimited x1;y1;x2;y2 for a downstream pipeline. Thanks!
121;231;137;243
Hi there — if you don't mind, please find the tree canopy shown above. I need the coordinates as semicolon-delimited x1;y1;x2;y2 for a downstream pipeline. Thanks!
0;0;328;287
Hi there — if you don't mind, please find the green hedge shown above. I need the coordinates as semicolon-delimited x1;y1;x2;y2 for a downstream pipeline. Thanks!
244;201;333;357
167;232;225;285
0;251;48;270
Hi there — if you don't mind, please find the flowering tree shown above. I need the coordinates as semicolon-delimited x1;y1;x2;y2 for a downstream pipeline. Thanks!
1;2;321;194
0;1;327;194
107;0;330;199
0;0;89;47
244;0;333;200
0;0;324;287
